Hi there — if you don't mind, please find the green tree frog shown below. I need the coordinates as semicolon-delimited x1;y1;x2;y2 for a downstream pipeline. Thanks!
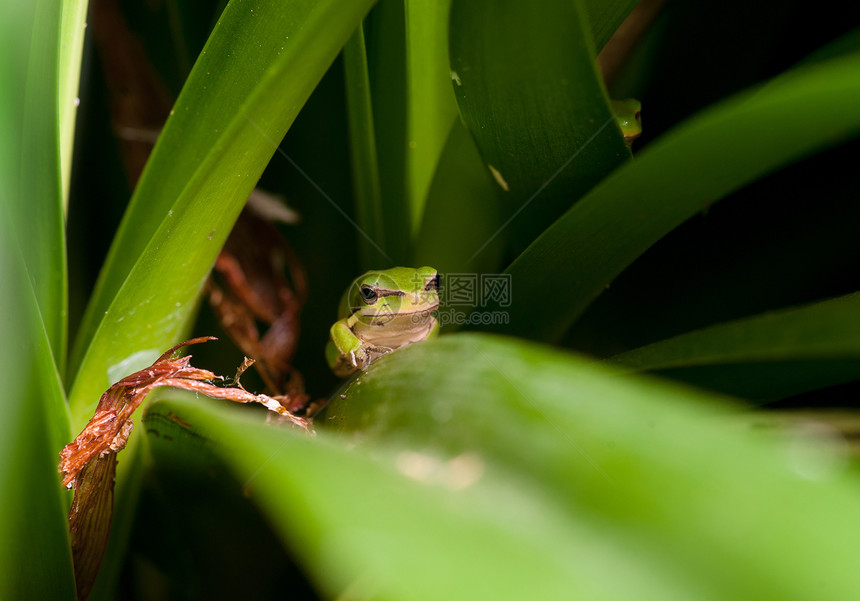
326;266;440;377
611;98;642;148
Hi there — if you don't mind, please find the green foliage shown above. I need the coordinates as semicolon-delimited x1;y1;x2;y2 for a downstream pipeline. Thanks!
67;0;377;429
481;52;860;341
449;0;631;254
607;292;860;400
3;0;68;371
5;0;860;598
0;3;76;598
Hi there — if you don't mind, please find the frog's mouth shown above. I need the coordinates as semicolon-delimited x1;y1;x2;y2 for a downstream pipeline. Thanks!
397;299;440;314
359;297;439;317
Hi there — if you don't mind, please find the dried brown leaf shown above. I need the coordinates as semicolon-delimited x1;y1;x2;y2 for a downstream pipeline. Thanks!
59;337;310;600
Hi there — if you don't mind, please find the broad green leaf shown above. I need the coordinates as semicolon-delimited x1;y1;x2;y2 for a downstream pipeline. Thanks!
59;0;89;209
343;26;387;268
3;0;68;370
143;397;705;601
609;292;860;370
480;52;860;341
583;0;640;51
143;332;860;600
0;220;73;599
403;0;458;238
0;4;74;594
605;292;860;400
362;0;458;262
449;0;631;256
413;0;637;273
323;333;860;600
68;0;376;429
414;118;502;276
125;412;309;600
364;0;410;260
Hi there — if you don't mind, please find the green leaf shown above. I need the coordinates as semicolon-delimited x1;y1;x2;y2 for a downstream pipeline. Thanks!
2;0;68;370
142;397;700;601
146;332;860;600
322;333;860;599
449;0;631;255
343;26;387;268
364;0;409;260
0;2;74;596
403;0;458;238
415;0;636;272
360;0;459;262
67;0;376;429
415;119;502;276
58;0;89;209
0;220;74;599
582;0;640;51
482;52;860;341
605;292;860;400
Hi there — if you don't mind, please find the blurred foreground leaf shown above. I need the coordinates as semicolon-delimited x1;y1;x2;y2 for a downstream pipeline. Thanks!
0;1;75;596
4;0;68;368
143;333;860;600
0;218;74;600
323;333;860;599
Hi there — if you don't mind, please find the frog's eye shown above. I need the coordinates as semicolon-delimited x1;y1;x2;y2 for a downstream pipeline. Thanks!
360;286;378;304
425;274;440;292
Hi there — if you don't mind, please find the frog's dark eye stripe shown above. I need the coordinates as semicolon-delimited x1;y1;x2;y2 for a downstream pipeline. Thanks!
425;274;440;292
376;288;405;298
360;286;378;303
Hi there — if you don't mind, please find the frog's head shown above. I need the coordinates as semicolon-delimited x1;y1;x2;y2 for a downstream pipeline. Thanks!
343;266;440;324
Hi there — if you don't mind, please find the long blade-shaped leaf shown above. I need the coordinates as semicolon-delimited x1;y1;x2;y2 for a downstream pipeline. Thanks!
610;292;860;370
583;0;640;52
322;333;860;600
343;26;387;268
403;0;458;239
144;331;860;600
58;0;89;209
363;0;409;260
412;0;637;273
3;0;68;369
479;52;860;341
606;292;860;400
0;221;73;599
449;0;631;256
144;397;702;601
68;0;376;428
415;119;502;275
0;2;74;596
361;0;459;262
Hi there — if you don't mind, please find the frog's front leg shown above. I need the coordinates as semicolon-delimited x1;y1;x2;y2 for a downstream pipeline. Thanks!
326;319;362;377
326;319;388;378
